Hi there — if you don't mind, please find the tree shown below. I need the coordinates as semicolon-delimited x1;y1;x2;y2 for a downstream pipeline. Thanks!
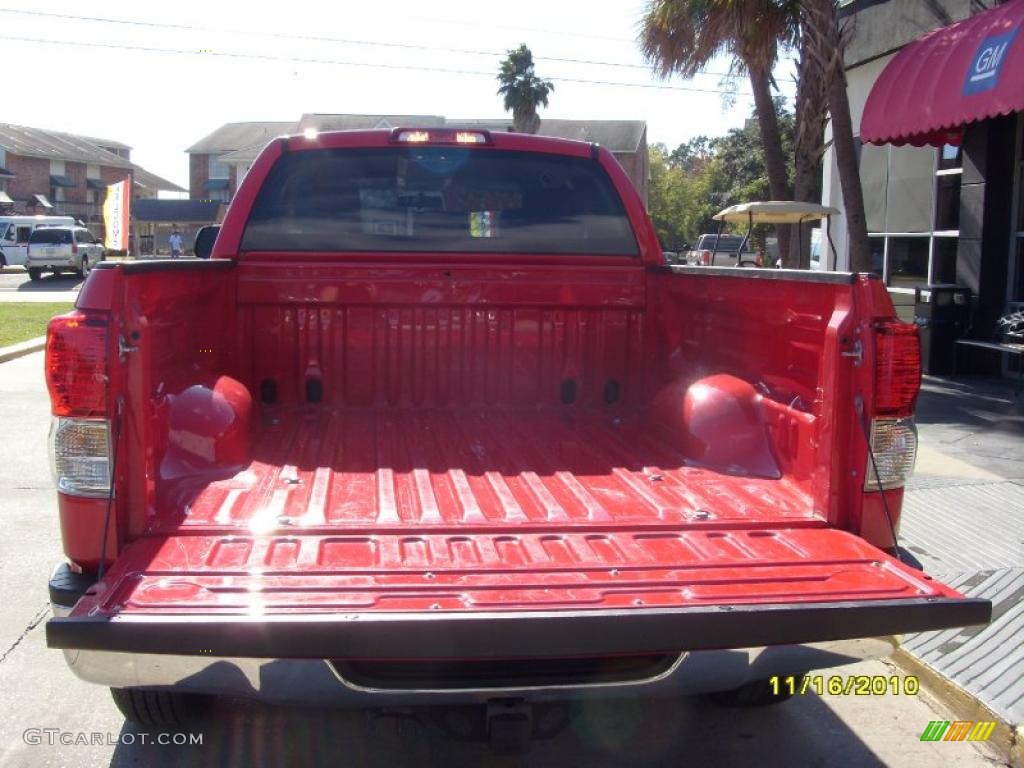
790;20;828;268
648;143;715;251
648;99;802;255
496;45;554;134
801;0;872;272
640;0;800;260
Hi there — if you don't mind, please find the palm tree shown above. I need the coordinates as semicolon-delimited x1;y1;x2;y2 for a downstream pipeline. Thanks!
791;21;828;268
497;45;554;134
640;0;800;261
801;0;872;273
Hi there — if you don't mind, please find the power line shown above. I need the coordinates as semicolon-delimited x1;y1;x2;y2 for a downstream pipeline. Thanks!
0;34;759;95
0;6;748;79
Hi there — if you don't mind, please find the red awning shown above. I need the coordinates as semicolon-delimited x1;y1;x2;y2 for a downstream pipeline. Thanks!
861;0;1024;146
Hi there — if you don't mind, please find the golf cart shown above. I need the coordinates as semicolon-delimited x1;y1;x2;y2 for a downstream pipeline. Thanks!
709;201;840;269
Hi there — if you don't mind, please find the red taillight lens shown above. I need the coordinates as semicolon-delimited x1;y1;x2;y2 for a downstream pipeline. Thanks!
45;311;109;418
701;250;711;266
874;320;921;415
71;239;78;254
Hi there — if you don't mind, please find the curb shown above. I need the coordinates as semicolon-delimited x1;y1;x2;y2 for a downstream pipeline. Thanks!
0;336;45;363
888;648;1020;766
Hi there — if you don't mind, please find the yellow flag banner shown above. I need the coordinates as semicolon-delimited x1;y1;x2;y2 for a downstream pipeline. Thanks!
103;180;130;251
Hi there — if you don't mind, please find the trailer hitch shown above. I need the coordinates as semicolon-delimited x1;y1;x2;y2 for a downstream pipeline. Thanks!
487;699;533;755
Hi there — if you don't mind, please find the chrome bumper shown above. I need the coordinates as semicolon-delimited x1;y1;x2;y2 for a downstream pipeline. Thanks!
53;597;898;706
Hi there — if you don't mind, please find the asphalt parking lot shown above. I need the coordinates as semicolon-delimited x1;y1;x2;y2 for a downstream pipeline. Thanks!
0;267;82;303
0;351;1006;767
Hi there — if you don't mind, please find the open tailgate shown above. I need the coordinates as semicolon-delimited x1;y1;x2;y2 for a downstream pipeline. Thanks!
47;527;990;659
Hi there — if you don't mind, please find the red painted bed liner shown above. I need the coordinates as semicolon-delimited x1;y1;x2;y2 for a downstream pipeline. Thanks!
157;408;819;533
51;407;990;659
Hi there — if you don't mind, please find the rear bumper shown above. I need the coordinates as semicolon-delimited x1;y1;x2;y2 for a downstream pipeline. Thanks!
54;624;900;705
26;257;75;269
47;596;990;661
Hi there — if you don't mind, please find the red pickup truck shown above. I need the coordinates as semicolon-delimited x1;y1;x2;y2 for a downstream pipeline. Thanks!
45;128;988;737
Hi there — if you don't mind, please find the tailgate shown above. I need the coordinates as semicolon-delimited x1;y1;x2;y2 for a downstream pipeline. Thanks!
47;527;990;659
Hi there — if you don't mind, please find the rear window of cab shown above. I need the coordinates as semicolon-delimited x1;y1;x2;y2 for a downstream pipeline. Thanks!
241;148;639;256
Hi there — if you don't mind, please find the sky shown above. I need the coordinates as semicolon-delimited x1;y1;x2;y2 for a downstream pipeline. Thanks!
1;0;797;191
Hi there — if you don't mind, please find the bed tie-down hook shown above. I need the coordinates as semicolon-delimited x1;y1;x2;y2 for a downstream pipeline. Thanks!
118;332;139;360
841;339;863;366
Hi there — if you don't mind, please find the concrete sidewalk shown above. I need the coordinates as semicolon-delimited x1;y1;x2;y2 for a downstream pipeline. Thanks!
899;374;1024;731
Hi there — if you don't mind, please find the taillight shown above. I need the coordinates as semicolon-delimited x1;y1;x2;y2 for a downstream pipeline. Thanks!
874;320;921;415
49;418;111;497
864;319;921;493
71;239;78;255
701;250;711;266
46;311;109;418
864;418;917;490
46;312;112;499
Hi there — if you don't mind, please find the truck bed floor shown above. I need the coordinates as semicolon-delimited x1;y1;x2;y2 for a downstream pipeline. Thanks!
155;408;819;534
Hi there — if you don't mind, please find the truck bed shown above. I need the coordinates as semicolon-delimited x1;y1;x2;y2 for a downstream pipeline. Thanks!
157;407;819;534
51;401;989;658
60;410;982;658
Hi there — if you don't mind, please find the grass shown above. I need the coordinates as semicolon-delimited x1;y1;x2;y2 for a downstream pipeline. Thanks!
0;303;73;347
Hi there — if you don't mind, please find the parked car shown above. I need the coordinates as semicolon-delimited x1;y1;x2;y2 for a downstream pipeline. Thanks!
684;233;757;266
0;215;76;267
25;226;105;280
44;128;988;747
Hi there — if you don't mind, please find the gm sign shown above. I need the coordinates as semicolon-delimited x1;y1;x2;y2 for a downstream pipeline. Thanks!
963;26;1019;95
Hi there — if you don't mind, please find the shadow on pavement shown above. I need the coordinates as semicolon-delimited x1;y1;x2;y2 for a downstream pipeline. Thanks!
916;376;1023;431
108;693;888;768
15;275;82;292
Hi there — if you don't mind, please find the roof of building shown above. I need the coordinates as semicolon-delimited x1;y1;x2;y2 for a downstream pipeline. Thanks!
446;119;647;152
186;121;298;153
132;164;187;194
0;123;133;168
133;198;223;223
297;113;447;132
76;133;132;151
208;116;647;166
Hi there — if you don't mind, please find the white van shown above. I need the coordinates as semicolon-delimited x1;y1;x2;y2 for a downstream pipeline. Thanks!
0;216;76;267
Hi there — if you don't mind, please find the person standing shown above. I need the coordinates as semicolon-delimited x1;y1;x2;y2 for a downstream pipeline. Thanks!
169;228;183;258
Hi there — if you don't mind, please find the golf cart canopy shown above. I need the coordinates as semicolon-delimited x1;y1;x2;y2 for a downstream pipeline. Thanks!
713;202;841;224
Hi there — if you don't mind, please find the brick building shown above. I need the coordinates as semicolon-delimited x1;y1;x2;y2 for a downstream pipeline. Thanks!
188;115;650;206
0;123;184;236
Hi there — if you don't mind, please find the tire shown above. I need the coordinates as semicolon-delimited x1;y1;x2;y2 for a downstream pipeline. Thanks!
27;267;42;281
706;675;803;707
110;687;212;728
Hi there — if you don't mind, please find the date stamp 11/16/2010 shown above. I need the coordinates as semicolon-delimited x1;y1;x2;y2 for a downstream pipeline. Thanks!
769;675;920;697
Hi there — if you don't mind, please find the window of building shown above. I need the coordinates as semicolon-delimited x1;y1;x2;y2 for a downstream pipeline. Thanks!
1014;122;1024;302
868;236;885;276
208;157;230;179
50;159;65;175
51;186;65;203
886;146;934;233
887;237;930;288
864;142;963;290
932;236;959;284
86;164;100;180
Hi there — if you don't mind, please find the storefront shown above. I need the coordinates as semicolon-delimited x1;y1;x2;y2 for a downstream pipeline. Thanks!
823;0;1023;373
